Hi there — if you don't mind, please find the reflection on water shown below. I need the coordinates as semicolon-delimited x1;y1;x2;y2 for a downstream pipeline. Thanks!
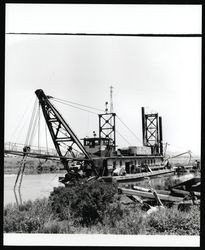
149;172;197;188
4;171;200;206
4;173;66;206
120;172;199;190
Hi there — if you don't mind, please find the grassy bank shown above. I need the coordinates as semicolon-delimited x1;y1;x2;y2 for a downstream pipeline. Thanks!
4;155;200;175
4;180;200;235
4;156;64;174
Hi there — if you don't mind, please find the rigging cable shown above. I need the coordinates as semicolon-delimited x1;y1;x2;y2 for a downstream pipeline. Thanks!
28;103;39;147
116;115;142;144
51;98;140;148
45;121;48;154
52;99;137;147
25;98;38;146
51;123;82;156
51;99;99;115
38;102;41;153
11;97;34;143
52;97;104;112
116;130;132;146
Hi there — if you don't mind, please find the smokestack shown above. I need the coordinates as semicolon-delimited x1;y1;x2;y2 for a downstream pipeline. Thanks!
141;107;146;146
159;116;163;155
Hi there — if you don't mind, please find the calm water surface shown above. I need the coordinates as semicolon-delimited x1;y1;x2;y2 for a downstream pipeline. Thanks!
4;173;66;206
4;172;198;206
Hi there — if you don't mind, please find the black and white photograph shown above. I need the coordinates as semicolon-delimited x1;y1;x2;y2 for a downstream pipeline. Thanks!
3;3;201;247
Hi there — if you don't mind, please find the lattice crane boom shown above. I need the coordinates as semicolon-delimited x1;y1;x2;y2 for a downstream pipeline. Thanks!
35;89;93;171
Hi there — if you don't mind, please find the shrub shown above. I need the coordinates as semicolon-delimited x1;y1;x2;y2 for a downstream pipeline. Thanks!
42;220;62;233
42;220;72;234
4;180;200;235
108;206;145;234
48;179;123;227
4;204;26;232
144;205;200;235
4;198;52;233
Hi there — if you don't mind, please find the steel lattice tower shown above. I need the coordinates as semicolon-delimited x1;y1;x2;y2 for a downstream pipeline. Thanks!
141;107;163;155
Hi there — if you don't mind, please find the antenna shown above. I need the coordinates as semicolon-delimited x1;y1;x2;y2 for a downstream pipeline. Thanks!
110;86;114;113
105;102;108;113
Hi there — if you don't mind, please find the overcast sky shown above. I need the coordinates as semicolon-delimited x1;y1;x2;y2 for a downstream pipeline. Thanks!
5;4;202;156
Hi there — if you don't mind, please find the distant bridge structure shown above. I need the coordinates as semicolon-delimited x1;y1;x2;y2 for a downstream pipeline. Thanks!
4;142;58;157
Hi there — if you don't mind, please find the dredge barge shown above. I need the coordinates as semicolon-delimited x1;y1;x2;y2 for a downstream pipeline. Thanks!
5;88;200;208
35;89;170;184
7;88;177;188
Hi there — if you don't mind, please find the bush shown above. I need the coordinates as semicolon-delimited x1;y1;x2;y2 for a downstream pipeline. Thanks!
48;180;123;227
4;198;52;233
106;204;146;234
4;180;200;235
144;205;200;235
42;220;72;234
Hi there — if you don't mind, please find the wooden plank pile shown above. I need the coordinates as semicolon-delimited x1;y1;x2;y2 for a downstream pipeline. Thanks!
118;176;200;208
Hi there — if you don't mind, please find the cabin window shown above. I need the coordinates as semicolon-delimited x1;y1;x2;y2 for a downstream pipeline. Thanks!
85;139;101;147
102;140;109;145
90;140;99;148
94;140;100;145
125;162;130;173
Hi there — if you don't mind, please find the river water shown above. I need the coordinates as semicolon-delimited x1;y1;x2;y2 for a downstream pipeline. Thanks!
4;173;66;206
4;172;198;206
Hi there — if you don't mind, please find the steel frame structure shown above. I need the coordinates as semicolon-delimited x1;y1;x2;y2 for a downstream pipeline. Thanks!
141;107;163;155
99;112;116;150
35;89;98;174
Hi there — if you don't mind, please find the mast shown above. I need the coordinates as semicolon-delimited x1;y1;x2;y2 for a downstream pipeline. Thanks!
110;86;114;113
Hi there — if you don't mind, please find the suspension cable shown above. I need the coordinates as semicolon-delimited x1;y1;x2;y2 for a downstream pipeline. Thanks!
116;115;142;144
52;97;104;112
